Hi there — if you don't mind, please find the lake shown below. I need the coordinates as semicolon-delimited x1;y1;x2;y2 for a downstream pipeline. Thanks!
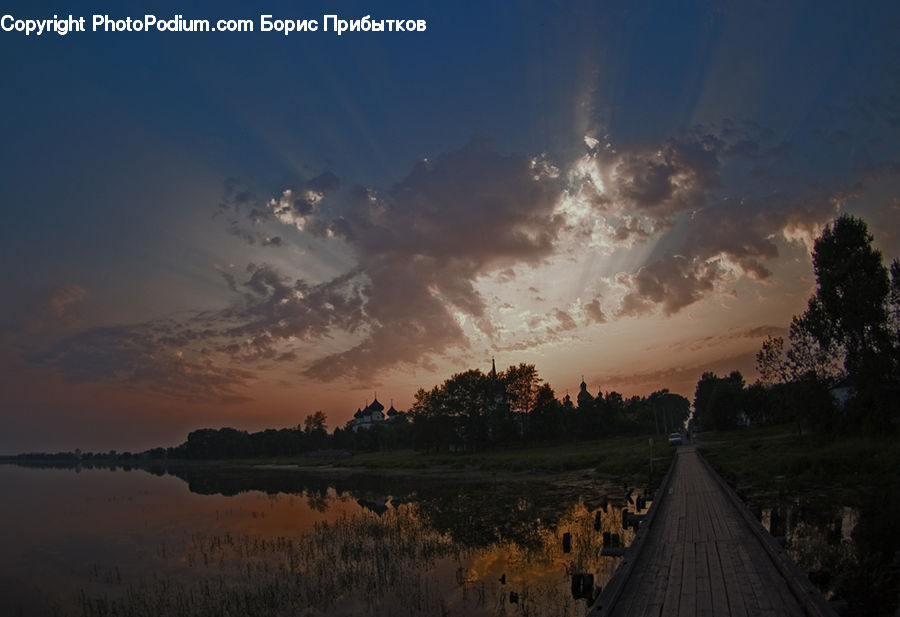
0;463;646;616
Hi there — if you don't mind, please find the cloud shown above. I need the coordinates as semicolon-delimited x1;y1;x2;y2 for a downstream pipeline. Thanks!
1;284;89;342
610;135;721;219
617;255;721;317
205;130;860;378
551;309;577;333
614;187;843;317
575;132;722;229
592;119;855;318
584;298;607;324
218;171;341;244
601;350;762;398
34;137;567;390
218;263;367;362
37;324;254;403
29;114;888;395
300;140;565;380
664;325;788;353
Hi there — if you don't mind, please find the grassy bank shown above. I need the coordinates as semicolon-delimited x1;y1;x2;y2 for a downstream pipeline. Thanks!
698;424;900;499
239;434;673;479
5;434;676;482
338;435;671;475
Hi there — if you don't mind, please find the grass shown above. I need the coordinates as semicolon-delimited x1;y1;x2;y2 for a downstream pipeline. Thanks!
77;498;636;617
698;424;900;500
242;434;675;479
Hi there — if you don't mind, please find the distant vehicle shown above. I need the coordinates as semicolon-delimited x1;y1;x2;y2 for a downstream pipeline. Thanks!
668;432;682;446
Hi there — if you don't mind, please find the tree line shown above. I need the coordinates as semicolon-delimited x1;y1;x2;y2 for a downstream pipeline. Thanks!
400;363;690;453
154;366;690;459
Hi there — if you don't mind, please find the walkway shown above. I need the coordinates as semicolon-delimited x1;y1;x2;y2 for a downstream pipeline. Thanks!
588;447;836;617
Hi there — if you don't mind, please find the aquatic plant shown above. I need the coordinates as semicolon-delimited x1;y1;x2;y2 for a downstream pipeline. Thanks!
77;497;634;617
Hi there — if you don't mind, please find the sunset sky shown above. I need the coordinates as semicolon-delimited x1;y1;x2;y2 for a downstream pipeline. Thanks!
2;0;899;453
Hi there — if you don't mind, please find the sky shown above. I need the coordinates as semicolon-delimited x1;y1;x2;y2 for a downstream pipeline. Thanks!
1;0;899;453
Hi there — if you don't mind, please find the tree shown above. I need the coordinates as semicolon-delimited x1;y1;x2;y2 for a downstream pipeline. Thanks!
693;371;745;430
528;383;564;442
408;370;499;451
785;307;843;382
647;389;691;435
756;335;788;385
503;363;540;415
889;259;900;381
890;259;900;330
794;215;895;430
303;411;328;450
303;411;327;434
810;215;891;376
755;214;899;433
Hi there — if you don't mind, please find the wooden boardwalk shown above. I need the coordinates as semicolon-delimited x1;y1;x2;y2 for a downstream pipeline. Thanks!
588;447;836;617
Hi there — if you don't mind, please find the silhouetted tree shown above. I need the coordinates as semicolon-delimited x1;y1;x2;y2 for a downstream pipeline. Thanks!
756;335;789;385
810;215;891;374
302;411;328;450
693;371;745;430
759;215;899;432
503;363;540;415
646;389;691;435
528;383;565;442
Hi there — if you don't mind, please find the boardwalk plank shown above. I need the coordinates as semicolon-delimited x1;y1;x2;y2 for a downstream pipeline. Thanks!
695;541;713;617
707;541;733;617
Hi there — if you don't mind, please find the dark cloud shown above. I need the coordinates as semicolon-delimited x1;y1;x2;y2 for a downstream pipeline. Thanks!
227;219;256;244
31;261;369;399
665;325;788;353
491;335;554;353
602;350;761;398
268;171;342;230
218;264;367;362
32;140;566;391
611;216;653;243
551;309;577;333
607;118;856;317
583;133;722;233
304;267;467;381
496;268;517;282
618;256;720;317
614;136;720;217
306;171;340;194
616;187;842;317
37;324;254;403
302;141;564;380
32;114;887;394
584;299;607;324
219;171;341;244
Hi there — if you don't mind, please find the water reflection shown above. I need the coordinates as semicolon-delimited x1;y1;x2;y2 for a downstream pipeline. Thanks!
0;464;643;617
757;492;900;617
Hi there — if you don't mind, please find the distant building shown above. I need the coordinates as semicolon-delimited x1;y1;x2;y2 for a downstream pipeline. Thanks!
577;376;595;408
829;377;855;411
348;396;405;432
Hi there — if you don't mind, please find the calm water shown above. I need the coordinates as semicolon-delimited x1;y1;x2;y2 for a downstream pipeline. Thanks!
0;464;642;616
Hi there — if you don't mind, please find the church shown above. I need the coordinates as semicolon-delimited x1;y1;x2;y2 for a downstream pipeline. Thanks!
348;396;404;432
